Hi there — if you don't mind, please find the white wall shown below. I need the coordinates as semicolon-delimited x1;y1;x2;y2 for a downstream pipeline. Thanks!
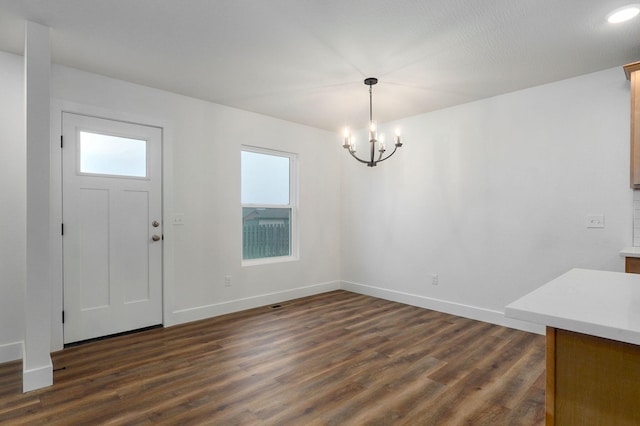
0;51;26;362
49;65;342;343
341;67;633;331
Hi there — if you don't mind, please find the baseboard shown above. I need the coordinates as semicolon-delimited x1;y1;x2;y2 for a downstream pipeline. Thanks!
341;281;545;335
22;356;53;392
0;341;23;363
166;280;341;326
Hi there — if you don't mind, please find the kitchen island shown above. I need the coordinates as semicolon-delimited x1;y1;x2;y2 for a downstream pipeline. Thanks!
505;268;640;425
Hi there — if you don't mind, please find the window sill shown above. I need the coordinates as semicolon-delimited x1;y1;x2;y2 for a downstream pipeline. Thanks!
242;255;299;267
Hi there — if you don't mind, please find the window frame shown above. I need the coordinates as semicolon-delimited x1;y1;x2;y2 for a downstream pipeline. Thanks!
241;145;298;266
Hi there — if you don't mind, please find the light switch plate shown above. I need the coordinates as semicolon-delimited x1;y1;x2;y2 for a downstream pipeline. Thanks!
586;214;605;228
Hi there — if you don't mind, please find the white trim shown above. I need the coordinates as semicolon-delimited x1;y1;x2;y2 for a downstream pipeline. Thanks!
166;279;543;333
341;280;545;335
241;255;298;267
22;355;53;392
0;341;23;363
49;100;63;352
166;280;341;326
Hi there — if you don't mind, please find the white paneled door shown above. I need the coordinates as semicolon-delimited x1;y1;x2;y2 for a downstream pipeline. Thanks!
62;113;162;344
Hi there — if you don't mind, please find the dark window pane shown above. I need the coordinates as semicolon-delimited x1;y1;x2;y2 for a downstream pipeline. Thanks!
242;207;291;260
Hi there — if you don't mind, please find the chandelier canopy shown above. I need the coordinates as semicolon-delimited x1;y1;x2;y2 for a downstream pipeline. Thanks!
342;77;402;167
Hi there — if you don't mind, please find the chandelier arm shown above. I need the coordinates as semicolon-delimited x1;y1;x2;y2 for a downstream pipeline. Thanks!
347;148;374;165
375;145;399;164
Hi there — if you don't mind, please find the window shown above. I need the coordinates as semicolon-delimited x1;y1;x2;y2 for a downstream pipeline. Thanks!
241;146;297;263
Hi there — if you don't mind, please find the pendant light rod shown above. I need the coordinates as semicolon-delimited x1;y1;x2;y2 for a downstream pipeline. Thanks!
365;77;377;124
342;77;402;167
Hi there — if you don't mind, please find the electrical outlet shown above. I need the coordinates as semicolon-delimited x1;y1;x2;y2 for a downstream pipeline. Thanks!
224;275;232;287
431;274;438;286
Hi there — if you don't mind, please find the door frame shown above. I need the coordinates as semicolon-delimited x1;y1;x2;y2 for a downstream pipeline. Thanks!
50;100;174;351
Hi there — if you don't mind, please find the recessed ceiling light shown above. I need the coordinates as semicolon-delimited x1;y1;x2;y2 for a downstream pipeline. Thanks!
607;4;640;23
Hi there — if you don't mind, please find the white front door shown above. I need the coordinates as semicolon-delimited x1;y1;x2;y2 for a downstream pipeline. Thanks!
62;112;162;344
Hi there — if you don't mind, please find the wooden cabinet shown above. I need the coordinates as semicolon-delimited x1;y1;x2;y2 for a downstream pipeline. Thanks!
625;256;640;273
624;62;640;188
546;327;640;425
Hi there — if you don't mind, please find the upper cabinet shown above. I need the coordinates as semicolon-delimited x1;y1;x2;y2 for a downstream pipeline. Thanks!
625;61;640;188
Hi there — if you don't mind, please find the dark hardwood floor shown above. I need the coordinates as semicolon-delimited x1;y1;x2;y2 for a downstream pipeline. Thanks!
0;290;545;425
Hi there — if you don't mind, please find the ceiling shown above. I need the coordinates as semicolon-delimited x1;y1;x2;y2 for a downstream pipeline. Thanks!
0;0;639;131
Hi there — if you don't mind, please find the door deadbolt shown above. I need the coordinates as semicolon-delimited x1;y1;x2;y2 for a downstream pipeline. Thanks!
152;220;160;227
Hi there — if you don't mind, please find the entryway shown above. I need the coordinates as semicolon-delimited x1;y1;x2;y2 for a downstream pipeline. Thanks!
61;112;163;344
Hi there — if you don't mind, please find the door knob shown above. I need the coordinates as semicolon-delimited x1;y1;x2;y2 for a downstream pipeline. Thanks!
152;234;161;242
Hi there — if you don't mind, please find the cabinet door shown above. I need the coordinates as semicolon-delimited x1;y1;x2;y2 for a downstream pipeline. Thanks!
550;328;640;425
624;62;640;188
625;257;640;273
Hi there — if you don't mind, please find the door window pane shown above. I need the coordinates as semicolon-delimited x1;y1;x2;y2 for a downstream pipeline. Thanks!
241;151;289;205
80;131;147;177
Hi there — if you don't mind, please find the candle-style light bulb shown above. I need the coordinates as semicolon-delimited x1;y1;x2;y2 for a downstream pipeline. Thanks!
394;128;403;147
378;134;386;153
369;120;377;142
342;127;351;149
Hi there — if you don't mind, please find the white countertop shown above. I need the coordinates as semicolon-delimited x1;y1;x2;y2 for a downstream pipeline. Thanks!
620;246;640;258
505;268;640;345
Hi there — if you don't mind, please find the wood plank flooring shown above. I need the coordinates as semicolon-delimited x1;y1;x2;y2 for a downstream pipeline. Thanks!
0;290;545;425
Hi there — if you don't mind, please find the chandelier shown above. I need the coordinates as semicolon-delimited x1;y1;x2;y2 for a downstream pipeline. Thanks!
342;77;402;167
